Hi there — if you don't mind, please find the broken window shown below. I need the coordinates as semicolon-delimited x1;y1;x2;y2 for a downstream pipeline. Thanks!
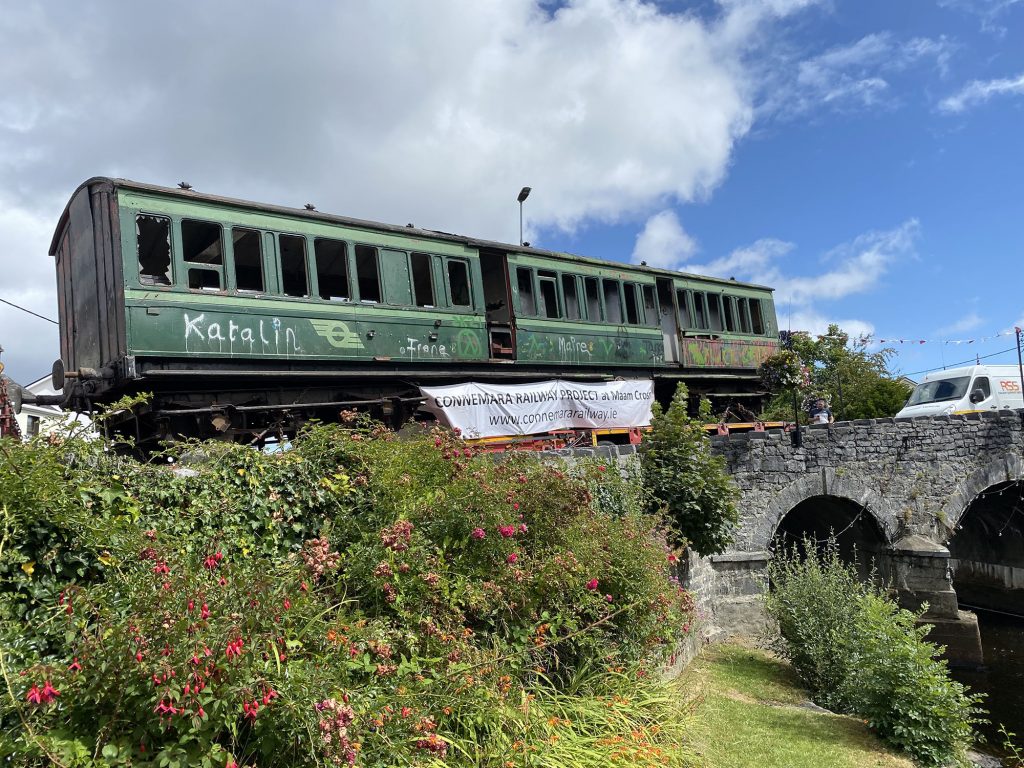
723;296;737;332
602;279;623;324
692;291;708;329
517;267;536;315
355;244;381;303
136;214;172;286
315;238;349;301
750;299;765;334
447;259;471;307
707;294;723;332
538;271;560;318
562;274;581;320
584;277;601;321
182;219;223;291
232;228;264;292
278;234;308;297
623;283;640;325
411;252;435;307
737;298;753;333
642;285;658;326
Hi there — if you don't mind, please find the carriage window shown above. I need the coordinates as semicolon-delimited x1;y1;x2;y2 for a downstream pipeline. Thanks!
750;299;766;335
232;228;264;293
642;285;658;326
182;220;223;265
411;252;434;307
136;214;172;286
447;259;472;307
737;297;753;333
707;294;723;332
562;274;581;320
723;296;737;332
355;245;381;303
692;291;708;329
602;279;623;324
182;221;223;290
188;268;221;291
623;283;640;325
676;289;691;328
538;271;560;319
516;267;535;315
315;238;349;301
584;277;601;321
278;234;308;297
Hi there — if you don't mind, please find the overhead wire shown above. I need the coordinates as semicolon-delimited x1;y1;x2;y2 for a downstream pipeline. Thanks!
0;297;58;325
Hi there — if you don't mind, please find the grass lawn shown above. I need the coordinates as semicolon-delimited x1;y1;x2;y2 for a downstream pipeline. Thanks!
680;643;916;768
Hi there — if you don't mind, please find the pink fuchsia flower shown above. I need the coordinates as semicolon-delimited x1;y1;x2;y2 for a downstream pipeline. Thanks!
471;527;486;540
283;598;292;610
498;525;516;538
68;658;82;673
506;553;519;564
586;578;599;590
200;603;210;620
605;594;614;603
518;523;528;533
512;502;520;511
25;685;42;705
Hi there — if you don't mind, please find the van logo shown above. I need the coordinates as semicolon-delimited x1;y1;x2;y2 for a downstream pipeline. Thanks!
310;319;363;349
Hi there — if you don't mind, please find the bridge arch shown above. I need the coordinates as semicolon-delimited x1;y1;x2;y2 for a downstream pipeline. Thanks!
941;456;1024;615
939;454;1024;537
751;469;900;554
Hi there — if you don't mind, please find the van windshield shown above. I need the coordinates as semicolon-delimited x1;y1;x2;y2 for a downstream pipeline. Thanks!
906;376;970;406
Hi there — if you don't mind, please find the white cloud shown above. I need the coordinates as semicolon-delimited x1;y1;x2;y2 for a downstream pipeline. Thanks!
938;72;1024;113
688;220;918;339
630;210;699;269
936;313;985;336
762;32;955;118
681;237;792;283
937;0;1024;35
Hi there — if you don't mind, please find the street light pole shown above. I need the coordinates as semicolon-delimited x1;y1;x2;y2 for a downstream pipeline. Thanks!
517;187;531;246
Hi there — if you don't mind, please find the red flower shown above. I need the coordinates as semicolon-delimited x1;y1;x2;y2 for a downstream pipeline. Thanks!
598;465;607;472
283;598;291;610
471;527;486;540
200;603;210;620
135;651;144;663
512;502;520;511
300;581;309;592
605;594;614;603
586;578;599;590
25;685;42;705
498;525;516;538
506;553;519;564
68;658;82;674
667;553;679;563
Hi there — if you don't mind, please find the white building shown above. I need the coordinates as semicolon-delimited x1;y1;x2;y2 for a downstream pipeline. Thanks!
12;375;92;439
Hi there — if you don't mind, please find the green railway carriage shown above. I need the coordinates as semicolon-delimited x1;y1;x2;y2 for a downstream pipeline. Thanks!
48;178;779;443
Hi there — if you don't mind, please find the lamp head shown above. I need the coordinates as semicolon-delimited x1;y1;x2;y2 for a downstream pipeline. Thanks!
517;187;532;203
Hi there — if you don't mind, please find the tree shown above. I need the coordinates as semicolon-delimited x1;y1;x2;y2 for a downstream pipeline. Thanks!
640;383;740;555
761;324;912;422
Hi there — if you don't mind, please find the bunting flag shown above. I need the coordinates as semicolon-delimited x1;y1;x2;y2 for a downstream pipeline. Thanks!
870;328;1020;346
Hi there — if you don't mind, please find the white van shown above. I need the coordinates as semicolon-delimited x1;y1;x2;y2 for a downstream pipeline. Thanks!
896;364;1024;418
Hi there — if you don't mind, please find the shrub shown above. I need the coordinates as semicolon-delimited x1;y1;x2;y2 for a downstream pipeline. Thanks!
765;540;984;766
1;421;699;767
640;383;739;556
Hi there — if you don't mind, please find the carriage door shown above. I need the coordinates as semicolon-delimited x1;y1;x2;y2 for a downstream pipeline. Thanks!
655;278;680;363
479;250;515;359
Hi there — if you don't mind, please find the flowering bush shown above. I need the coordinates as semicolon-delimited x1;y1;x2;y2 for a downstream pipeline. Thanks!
0;421;698;767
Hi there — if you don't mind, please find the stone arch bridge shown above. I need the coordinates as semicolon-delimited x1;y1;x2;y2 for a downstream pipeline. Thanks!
702;410;1024;665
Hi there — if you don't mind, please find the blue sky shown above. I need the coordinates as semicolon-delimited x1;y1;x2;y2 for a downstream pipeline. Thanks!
0;0;1022;384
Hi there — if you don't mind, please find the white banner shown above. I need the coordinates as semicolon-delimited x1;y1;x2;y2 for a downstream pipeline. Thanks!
419;379;654;439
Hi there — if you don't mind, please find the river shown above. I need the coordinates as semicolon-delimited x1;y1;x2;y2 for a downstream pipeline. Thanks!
951;608;1024;758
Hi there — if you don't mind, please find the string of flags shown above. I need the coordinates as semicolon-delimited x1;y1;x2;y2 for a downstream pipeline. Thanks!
870;328;1022;346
